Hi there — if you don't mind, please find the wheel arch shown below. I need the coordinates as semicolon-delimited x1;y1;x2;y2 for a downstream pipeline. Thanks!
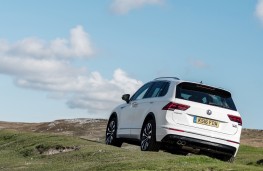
105;112;123;147
141;112;156;135
109;112;118;121
140;112;160;151
108;112;119;131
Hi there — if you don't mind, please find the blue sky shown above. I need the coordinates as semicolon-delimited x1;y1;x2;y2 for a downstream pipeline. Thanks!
0;0;263;129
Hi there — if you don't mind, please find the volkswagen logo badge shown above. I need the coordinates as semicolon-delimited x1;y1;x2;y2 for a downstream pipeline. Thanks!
207;109;212;115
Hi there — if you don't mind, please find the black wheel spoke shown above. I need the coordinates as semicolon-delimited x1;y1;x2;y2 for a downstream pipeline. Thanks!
106;120;116;145
105;118;122;147
141;122;153;150
140;120;160;152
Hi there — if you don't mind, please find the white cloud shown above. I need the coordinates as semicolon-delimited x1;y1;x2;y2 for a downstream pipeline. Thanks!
110;0;164;14
0;25;142;116
0;25;94;59
255;0;263;24
66;70;140;113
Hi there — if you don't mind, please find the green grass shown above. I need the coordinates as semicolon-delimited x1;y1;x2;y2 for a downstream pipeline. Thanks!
0;130;262;171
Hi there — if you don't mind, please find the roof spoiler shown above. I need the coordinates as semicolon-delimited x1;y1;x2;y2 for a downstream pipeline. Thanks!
154;77;180;80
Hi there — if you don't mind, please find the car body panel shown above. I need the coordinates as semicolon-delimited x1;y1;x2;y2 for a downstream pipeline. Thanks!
108;78;242;158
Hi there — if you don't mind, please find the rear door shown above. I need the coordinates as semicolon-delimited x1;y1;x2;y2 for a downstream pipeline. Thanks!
129;81;170;138
118;82;153;138
174;82;240;135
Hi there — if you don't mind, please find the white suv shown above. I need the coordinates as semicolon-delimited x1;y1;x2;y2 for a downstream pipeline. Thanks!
105;77;242;162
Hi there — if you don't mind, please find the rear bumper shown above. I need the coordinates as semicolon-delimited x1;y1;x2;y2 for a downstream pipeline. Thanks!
161;134;237;156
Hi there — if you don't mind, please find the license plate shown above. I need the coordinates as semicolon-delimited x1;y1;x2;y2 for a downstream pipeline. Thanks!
193;116;219;128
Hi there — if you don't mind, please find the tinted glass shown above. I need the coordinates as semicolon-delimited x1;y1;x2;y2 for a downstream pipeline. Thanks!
130;82;152;101
159;82;170;96
144;81;170;98
176;82;237;111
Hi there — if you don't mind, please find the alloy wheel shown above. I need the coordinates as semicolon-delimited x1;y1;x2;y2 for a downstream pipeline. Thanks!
141;122;152;150
106;120;116;145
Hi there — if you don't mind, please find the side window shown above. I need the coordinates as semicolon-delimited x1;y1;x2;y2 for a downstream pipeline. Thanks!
144;81;170;98
158;82;170;97
130;82;152;101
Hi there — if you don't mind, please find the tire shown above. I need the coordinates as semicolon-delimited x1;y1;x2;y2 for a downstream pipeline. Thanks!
140;119;160;151
105;117;122;147
217;154;235;163
225;155;235;163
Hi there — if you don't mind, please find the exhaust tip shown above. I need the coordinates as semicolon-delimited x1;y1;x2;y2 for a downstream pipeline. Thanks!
181;141;186;146
177;140;182;145
177;140;186;146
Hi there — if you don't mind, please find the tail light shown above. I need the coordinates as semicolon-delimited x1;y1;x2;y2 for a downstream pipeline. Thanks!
162;102;190;111
228;114;242;126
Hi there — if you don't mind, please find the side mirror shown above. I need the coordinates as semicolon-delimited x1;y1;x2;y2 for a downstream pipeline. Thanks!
122;94;130;104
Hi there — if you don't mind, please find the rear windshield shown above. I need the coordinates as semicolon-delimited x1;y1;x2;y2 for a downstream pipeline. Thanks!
176;82;237;111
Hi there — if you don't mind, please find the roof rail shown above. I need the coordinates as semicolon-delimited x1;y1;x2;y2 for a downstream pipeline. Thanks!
154;77;180;80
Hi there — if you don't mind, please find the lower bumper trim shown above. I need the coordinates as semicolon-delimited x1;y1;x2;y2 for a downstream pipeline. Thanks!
161;134;237;156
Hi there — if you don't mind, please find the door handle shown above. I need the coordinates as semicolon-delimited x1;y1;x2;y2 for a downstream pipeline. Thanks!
132;102;138;107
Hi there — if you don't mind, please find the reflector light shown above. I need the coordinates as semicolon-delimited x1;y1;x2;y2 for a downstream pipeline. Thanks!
167;128;185;132
162;102;190;111
227;140;240;144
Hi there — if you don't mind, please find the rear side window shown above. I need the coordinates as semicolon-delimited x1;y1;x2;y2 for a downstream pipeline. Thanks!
144;81;170;98
176;82;237;111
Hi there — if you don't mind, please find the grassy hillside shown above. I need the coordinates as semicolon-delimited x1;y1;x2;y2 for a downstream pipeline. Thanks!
0;129;262;171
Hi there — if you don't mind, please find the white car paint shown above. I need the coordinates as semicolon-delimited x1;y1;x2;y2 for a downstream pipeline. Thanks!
109;77;242;159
